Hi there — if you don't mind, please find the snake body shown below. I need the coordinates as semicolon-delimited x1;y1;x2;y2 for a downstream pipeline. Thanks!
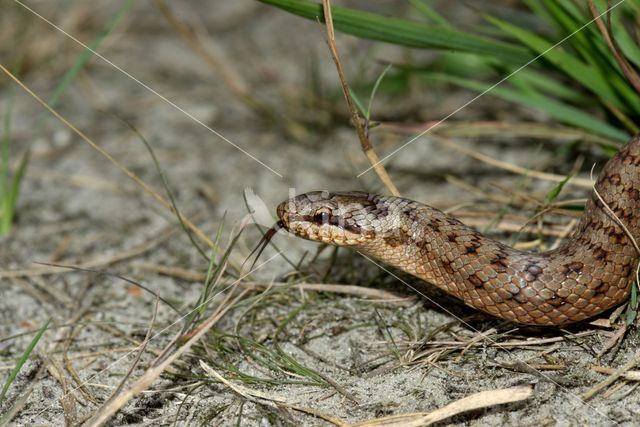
275;136;640;326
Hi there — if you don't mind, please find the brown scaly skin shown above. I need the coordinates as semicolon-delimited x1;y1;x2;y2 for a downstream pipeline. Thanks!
276;136;640;326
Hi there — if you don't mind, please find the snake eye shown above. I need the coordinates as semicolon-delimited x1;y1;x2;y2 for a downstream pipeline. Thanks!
313;211;330;224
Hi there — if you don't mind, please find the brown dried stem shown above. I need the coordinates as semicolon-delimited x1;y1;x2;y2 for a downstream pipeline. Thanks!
85;286;249;426
320;0;400;196
350;385;533;427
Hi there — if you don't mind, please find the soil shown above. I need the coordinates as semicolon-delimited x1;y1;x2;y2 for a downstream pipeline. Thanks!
1;1;639;426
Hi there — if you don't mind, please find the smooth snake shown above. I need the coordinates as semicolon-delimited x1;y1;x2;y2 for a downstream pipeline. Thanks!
261;136;640;326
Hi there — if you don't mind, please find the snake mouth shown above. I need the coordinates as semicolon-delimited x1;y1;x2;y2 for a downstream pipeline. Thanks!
244;220;285;270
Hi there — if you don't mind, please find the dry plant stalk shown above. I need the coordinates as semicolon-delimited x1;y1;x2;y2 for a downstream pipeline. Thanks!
134;262;417;304
591;365;640;381
588;1;640;96
320;0;400;196
350;385;533;427
107;298;158;400
432;135;593;188
379;120;618;146
86;286;250;426
582;351;640;400
196;363;532;427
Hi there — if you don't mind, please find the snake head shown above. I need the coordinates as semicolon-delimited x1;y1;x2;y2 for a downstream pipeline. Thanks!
276;191;381;246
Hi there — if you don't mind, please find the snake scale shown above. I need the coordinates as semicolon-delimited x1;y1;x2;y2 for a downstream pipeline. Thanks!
268;136;640;326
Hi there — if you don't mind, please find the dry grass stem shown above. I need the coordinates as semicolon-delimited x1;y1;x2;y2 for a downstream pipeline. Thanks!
320;0;400;196
433;135;593;188
350;385;533;427
597;324;628;358
135;262;417;304
379;120;620;146
422;329;598;350
582;351;640;400
588;1;640;109
107;298;158;400
591;365;640;381
200;360;287;403
85;286;250;426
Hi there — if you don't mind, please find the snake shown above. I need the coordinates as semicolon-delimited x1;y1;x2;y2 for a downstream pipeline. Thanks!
260;136;640;326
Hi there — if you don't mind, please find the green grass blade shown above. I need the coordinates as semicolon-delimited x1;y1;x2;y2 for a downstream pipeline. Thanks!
0;149;30;233
46;0;135;110
0;319;50;405
482;13;625;111
366;63;392;121
348;88;366;118
541;0;610;67
181;242;219;333
513;69;587;102
522;0;557;30
258;0;532;63
612;22;640;68
420;72;629;141
407;0;450;28
546;174;573;203
182;222;246;333
559;1;640;110
199;219;226;310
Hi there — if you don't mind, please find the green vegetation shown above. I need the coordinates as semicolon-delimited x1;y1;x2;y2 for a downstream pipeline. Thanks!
0;99;29;235
259;0;640;143
0;320;49;424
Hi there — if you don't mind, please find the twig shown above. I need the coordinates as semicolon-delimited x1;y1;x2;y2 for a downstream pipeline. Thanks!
85;287;250;426
350;385;533;426
591;365;640;381
320;0;400;196
597;324;627;358
582;350;640;400
109;298;158;399
134;262;416;304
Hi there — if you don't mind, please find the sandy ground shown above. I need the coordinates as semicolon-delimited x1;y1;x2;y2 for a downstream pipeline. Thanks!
1;1;639;425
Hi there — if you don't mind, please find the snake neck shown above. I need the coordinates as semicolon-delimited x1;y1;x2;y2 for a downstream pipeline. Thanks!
276;137;640;325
